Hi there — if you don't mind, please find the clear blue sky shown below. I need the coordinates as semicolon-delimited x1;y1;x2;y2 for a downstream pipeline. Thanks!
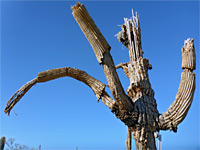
1;1;199;150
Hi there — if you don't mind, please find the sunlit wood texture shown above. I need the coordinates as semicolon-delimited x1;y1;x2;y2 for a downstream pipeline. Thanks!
125;127;132;150
71;2;135;114
4;67;114;115
182;39;196;70
116;11;143;62
4;78;38;115
159;38;196;132
71;2;110;64
116;11;159;150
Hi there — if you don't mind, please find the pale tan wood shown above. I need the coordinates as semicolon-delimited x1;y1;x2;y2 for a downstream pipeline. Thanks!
38;67;106;100
4;78;38;115
116;12;159;150
159;39;196;132
4;67;114;115
182;38;196;70
126;127;132;150
71;3;136;117
71;2;110;64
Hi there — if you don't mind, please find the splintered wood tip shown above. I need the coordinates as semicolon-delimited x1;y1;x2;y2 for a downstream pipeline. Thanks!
184;38;194;49
71;2;82;11
181;38;195;70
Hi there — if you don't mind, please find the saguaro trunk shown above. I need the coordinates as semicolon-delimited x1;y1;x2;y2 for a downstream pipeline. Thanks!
116;12;159;150
135;132;156;150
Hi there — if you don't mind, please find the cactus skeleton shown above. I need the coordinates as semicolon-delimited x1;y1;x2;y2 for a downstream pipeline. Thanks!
4;2;196;150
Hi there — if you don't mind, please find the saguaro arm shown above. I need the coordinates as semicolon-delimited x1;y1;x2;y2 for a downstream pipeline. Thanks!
4;67;114;115
159;38;196;132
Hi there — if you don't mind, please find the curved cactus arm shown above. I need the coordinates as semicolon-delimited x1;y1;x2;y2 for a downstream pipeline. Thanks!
4;77;38;115
4;67;115;115
159;38;196;132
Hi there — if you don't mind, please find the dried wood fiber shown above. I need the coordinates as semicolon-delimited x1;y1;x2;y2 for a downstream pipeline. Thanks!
71;2;110;64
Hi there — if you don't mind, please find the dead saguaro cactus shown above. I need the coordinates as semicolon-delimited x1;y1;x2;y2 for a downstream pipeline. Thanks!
4;2;196;150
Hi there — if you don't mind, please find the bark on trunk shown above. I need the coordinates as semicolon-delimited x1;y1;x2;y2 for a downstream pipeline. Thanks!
135;132;156;150
116;11;159;149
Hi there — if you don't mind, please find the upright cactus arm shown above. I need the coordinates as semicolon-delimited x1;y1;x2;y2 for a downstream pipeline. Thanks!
159;38;196;132
71;2;138;127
